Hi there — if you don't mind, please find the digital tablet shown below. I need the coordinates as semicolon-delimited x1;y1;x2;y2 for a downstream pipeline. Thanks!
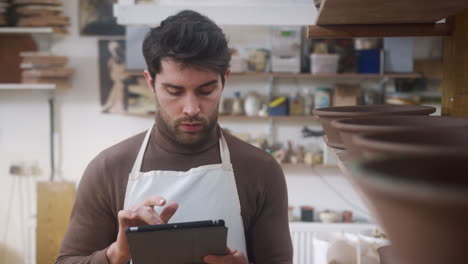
126;219;228;264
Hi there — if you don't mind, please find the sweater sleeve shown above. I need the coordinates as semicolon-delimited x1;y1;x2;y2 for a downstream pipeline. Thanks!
247;158;293;264
56;152;118;264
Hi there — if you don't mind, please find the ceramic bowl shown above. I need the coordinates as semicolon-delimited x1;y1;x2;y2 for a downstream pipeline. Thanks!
350;155;468;264
331;116;468;156
312;105;435;149
354;128;468;158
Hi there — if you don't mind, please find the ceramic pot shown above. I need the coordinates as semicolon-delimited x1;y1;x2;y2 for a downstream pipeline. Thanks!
319;210;341;223
244;92;262;116
312;105;435;149
331;116;468;157
350;155;468;264
354;128;468;158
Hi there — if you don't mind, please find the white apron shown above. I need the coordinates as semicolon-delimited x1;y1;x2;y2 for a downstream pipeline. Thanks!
124;126;248;261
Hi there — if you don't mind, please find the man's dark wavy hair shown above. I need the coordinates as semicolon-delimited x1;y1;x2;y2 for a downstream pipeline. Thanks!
142;10;231;85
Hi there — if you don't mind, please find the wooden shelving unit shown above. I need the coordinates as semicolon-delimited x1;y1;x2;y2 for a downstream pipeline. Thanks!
307;1;468;116
230;72;422;79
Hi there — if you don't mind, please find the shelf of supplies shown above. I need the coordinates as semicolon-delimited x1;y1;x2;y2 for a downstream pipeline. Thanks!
315;0;468;25
289;222;375;233
0;27;56;34
231;72;422;79
0;83;56;90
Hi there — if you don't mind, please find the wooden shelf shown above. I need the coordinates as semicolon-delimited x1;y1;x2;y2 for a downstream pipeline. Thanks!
219;115;319;122
315;0;468;25
231;72;422;79
120;113;320;122
0;27;56;34
307;23;452;38
0;83;56;90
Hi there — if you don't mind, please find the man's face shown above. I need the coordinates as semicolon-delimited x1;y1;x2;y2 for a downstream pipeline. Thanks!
144;59;228;145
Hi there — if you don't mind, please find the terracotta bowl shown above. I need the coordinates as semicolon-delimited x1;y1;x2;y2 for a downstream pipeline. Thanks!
331;116;468;156
354;128;468;158
312;105;435;149
350;155;468;264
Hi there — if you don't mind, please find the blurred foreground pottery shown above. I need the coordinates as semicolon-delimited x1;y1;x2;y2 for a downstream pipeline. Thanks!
312;105;435;149
332;116;468;156
354;128;468;158
350;155;468;264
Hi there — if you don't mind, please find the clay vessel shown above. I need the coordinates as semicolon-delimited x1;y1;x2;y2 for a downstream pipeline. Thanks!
331;116;468;156
350;155;468;264
312;105;435;149
354;128;468;158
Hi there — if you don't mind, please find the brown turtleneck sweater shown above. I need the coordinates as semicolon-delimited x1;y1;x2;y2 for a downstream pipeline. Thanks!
56;123;292;264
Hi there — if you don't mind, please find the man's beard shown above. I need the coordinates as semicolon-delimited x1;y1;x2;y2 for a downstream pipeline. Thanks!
156;107;219;146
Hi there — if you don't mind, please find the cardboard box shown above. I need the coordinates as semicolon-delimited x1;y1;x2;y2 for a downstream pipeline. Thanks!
333;84;364;106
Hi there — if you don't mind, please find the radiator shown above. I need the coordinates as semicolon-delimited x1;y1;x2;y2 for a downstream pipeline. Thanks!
291;229;314;264
289;222;376;264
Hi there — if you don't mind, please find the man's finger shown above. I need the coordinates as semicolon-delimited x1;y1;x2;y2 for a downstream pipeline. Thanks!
160;202;179;223
203;254;228;264
135;206;164;225
142;195;166;207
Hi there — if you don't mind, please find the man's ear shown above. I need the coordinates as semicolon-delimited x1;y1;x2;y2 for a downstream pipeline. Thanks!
225;68;231;81
223;69;231;89
144;70;156;94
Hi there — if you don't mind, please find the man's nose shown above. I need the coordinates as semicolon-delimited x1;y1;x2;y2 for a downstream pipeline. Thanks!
182;94;201;117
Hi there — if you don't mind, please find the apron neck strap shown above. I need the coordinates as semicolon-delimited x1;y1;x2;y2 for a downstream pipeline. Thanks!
219;131;231;165
131;126;231;174
130;126;153;174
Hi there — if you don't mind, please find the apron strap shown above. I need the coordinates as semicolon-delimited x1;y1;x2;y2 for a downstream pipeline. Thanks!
132;126;231;174
131;126;153;174
219;131;231;165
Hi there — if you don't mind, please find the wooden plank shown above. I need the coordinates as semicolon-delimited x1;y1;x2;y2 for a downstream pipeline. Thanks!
36;181;75;264
442;12;468;117
316;0;468;25
308;23;452;38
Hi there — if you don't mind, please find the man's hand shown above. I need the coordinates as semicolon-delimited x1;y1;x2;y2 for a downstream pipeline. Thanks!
106;195;179;264
204;248;248;264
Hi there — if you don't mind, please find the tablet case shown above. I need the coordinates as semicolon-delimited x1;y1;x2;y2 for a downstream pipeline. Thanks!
127;225;228;264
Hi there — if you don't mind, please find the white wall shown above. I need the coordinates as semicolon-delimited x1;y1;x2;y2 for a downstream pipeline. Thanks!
0;2;370;263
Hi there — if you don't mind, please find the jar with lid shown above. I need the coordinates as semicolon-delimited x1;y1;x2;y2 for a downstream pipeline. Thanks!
314;87;332;108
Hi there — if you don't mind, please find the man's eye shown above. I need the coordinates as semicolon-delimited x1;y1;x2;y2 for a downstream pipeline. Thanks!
167;88;182;95
198;87;215;95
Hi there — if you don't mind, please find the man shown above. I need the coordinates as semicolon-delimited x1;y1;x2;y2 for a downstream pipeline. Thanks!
57;10;292;264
